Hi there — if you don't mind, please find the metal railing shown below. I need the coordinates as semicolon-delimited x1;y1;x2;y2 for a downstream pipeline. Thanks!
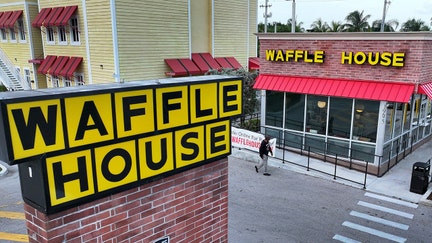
0;46;30;90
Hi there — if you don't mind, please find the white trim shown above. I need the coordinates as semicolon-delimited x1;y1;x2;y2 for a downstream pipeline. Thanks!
246;0;250;61
0;2;37;7
256;32;432;41
82;0;93;84
188;0;191;57
211;0;214;55
110;0;120;83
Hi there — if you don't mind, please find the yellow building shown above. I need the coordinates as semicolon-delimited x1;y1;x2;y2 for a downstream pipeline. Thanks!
0;0;258;89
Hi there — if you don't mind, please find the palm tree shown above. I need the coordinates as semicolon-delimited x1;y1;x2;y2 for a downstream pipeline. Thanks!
371;19;399;32
400;18;430;31
328;21;343;32
343;10;371;32
310;18;330;32
286;18;305;32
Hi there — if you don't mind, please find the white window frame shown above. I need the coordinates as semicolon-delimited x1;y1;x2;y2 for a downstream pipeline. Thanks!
52;76;60;87
18;18;26;43
63;77;72;87
9;28;16;42
75;73;84;85
24;68;31;88
46;26;55;44
0;28;7;42
58;26;67;45
69;16;80;45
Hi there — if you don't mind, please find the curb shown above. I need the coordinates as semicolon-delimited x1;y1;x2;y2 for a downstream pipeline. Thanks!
0;162;8;176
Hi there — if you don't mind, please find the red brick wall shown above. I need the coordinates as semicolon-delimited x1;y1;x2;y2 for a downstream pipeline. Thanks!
24;158;229;243
259;37;432;84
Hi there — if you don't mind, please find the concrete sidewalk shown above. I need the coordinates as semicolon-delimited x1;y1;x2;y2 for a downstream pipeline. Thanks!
230;137;432;206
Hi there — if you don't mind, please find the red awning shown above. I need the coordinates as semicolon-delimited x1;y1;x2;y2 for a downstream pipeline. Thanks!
254;74;415;103
192;53;210;73
54;5;77;26
215;57;235;69
3;10;22;28
0;11;13;28
59;57;82;77
32;8;51;27
178;58;201;75
44;7;64;26
38;55;57;74
164;59;188;76
418;82;432;100
199;53;221;70
249;57;260;70
49;56;69;76
225;57;242;69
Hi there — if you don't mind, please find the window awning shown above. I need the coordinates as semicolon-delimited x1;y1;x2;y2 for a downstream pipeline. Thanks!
3;10;22;28
59;57;82;77
249;57;260;70
225;57;242;69
38;55;82;77
254;74;415;103
0;11;13;28
418;82;432;100
49;56;69;76
33;6;77;27
38;55;57;74
32;8;51;27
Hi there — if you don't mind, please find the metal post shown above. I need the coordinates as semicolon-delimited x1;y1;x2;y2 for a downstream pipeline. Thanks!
291;0;295;33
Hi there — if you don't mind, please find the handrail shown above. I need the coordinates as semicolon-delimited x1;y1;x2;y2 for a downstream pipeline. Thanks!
0;46;31;90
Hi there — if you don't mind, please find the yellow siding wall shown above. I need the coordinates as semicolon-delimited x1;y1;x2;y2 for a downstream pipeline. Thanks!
0;1;40;88
85;0;115;84
213;0;257;67
115;0;190;81
191;0;210;53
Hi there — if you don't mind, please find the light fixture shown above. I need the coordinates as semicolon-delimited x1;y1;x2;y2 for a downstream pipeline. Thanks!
356;104;364;113
317;101;326;108
100;65;104;69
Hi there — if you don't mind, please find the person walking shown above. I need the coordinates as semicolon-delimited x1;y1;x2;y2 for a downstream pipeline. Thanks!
255;135;273;176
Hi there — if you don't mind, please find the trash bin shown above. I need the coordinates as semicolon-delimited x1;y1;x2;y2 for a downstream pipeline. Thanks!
409;162;430;194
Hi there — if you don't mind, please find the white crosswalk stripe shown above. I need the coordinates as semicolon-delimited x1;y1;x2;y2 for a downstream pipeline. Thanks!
333;192;417;242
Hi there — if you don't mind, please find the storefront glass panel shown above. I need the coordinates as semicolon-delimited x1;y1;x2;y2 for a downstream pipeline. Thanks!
351;142;376;163
305;134;325;154
285;93;305;131
393;103;404;137
306;95;327;135
284;130;303;150
329;97;352;138
266;91;284;128
353;100;379;143
327;138;349;158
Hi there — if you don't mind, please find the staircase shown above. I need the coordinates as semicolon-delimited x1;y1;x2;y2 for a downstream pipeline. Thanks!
0;48;31;91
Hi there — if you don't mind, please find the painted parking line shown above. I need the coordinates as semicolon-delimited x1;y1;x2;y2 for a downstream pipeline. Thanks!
0;232;29;242
0;211;25;220
364;192;418;208
350;211;409;230
358;201;414;219
342;221;406;243
333;234;362;243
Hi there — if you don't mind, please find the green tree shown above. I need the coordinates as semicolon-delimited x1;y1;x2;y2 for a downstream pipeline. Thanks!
310;18;330;32
371;19;399;32
343;10;371;32
400;18;430;31
0;85;7;92
328;21;343;32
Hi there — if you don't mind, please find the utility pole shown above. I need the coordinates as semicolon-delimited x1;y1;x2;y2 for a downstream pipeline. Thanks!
380;0;390;32
287;0;296;33
260;0;272;33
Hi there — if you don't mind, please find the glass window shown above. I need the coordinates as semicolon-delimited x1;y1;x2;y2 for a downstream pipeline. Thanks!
24;68;31;87
70;17;80;43
52;76;59;87
403;102;412;132
306;95;327;135
393;103;404;137
353;100;379;143
9;28;16;41
58;26;67;44
18;18;25;42
75;73;85;85
0;29;6;41
329;97;352;138
46;27;54;43
285;93;304;131
265;91;283;128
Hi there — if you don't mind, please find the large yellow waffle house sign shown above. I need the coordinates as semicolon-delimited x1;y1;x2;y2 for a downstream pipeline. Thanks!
0;75;242;213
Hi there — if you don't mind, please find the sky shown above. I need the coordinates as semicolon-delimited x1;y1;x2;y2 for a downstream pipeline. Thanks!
258;0;432;31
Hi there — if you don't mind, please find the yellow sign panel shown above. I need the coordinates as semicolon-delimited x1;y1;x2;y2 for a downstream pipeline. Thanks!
46;150;94;206
64;94;115;147
190;83;218;123
94;140;138;192
138;133;175;179
155;86;189;130
115;89;155;138
175;126;205;168
219;80;242;118
7;99;65;160
206;120;230;159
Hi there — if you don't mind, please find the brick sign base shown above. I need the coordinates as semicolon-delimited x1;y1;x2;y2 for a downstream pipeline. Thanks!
24;158;229;243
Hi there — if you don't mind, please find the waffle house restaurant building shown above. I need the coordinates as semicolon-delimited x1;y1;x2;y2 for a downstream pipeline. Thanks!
254;32;432;175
